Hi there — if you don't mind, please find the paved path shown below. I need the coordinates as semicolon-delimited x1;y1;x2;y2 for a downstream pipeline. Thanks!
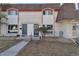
0;41;29;56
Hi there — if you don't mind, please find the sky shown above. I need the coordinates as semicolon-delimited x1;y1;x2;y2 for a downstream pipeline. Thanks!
0;0;79;3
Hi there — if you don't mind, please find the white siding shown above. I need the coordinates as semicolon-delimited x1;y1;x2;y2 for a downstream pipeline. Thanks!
76;24;79;38
19;12;42;24
55;23;61;37
61;23;72;38
7;15;18;24
27;24;34;36
43;15;54;24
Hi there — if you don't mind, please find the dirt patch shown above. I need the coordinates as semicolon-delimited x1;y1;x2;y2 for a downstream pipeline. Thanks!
0;40;21;53
17;40;79;56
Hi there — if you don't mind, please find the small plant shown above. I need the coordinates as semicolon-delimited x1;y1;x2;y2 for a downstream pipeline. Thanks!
38;26;48;40
0;12;7;35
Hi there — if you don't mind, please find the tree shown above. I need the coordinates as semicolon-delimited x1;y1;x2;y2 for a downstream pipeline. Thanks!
0;12;8;35
38;26;48;39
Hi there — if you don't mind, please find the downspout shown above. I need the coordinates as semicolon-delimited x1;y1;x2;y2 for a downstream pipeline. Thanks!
18;11;19;36
0;10;1;35
53;10;55;37
0;18;1;35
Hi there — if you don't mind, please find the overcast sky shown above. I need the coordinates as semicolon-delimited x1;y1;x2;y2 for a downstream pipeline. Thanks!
0;0;79;3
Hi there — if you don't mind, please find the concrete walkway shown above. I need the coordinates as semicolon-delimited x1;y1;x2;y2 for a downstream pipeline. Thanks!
0;41;29;56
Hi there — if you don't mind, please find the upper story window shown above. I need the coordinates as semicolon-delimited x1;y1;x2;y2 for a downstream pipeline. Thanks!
43;25;53;34
43;9;53;15
47;25;53;30
8;9;18;15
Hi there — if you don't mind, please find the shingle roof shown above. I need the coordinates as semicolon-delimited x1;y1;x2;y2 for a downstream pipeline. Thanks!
0;4;60;11
56;3;76;22
1;3;79;22
75;10;79;20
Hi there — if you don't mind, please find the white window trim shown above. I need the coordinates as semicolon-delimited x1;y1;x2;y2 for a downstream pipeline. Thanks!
8;24;18;33
7;8;18;15
42;8;53;15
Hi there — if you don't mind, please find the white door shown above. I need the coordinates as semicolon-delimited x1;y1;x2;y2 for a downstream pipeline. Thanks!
27;24;34;36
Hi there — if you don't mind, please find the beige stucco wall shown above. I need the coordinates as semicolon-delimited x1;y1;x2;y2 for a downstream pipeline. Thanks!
71;20;79;38
53;11;60;37
19;12;42;25
59;20;79;38
55;23;61;37
7;15;18;24
62;23;72;38
43;15;54;24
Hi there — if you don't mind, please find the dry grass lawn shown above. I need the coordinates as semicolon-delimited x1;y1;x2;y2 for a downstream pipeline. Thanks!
17;40;79;56
0;40;21;53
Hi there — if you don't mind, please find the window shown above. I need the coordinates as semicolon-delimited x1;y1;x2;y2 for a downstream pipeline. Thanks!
43;25;53;34
8;9;18;15
8;25;18;33
43;25;53;30
43;9;52;15
34;24;39;36
47;25;53;30
47;25;53;34
59;31;63;37
47;30;53;34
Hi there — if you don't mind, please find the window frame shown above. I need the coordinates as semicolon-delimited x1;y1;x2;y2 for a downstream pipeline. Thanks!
43;9;53;15
8;24;18;33
47;25;53;30
34;24;39;37
43;24;53;34
7;8;18;15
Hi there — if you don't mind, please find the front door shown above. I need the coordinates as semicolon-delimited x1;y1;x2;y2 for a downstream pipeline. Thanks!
34;24;39;37
22;24;27;36
59;31;63;37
